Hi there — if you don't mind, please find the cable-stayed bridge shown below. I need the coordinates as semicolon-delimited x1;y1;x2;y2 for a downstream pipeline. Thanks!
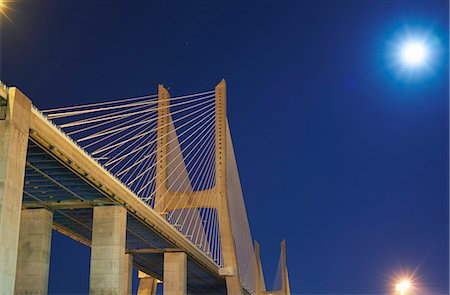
0;80;290;295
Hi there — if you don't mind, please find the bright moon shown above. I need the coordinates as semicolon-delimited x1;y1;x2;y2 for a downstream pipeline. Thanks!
400;41;428;66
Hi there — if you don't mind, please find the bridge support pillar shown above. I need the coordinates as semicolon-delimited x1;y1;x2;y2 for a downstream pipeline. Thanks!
0;88;31;295
163;252;187;295
89;206;127;295
137;271;158;295
125;253;133;295
14;208;53;295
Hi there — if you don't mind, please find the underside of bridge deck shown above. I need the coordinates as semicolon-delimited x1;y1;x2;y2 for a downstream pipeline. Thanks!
23;140;227;294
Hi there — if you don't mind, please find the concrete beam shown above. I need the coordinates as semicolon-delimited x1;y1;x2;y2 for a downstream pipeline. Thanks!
159;190;217;212
14;208;53;295
163;252;187;295
22;199;116;210
0;87;32;295
127;248;182;254
89;206;127;295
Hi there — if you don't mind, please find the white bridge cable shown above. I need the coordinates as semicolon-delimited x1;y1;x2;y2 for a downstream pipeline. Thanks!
171;127;218;259
46;100;157;119
54;93;213;130
44;88;258;282
93;122;157;159
95;124;157;170
132;110;216;195
44;91;213;118
138;110;217;260
41;93;158;113
148;113;215;195
162;128;215;216
164;128;217;257
90;99;215;156
112;135;158;183
62;101;155;130
226;124;257;293
137;114;215;197
104;107;215;184
183;148;217;253
119;143;157;185
77;115;156;143
60;107;155;128
49;92;214;119
165;115;219;261
57;98;214;182
85;97;213;156
41;89;213;113
67;102;155;136
130;115;217;259
165;132;215;244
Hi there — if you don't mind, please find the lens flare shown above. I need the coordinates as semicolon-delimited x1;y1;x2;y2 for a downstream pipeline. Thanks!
0;0;12;21
395;279;411;294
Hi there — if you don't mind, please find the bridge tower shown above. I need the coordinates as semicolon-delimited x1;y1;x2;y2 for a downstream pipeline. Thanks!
154;80;242;294
0;79;290;295
254;240;291;295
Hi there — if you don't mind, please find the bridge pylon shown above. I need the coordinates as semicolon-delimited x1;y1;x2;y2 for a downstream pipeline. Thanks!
254;240;291;295
0;79;289;295
154;80;243;294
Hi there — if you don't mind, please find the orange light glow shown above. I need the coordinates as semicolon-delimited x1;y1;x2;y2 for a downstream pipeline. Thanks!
395;280;411;294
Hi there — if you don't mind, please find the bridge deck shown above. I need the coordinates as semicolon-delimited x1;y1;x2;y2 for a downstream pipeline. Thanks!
24;108;227;294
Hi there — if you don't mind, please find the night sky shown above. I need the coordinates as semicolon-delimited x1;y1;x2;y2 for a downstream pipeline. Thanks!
2;1;449;294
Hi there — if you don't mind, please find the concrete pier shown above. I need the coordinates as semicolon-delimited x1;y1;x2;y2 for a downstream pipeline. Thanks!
163;252;187;295
14;209;53;295
89;206;127;295
137;271;158;295
125;253;133;295
0;88;31;295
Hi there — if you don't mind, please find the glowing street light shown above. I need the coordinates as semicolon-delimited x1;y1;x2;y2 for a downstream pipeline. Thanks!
0;0;8;15
395;279;411;295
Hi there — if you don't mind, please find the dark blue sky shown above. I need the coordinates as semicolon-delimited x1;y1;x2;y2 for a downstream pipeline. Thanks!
2;1;448;294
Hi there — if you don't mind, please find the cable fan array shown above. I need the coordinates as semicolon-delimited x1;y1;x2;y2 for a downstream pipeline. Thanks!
42;90;222;265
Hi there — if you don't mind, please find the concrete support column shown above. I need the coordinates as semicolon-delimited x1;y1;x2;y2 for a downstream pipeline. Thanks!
137;271;158;295
89;206;127;295
14;209;53;295
0;88;31;295
124;254;133;295
163;252;187;295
